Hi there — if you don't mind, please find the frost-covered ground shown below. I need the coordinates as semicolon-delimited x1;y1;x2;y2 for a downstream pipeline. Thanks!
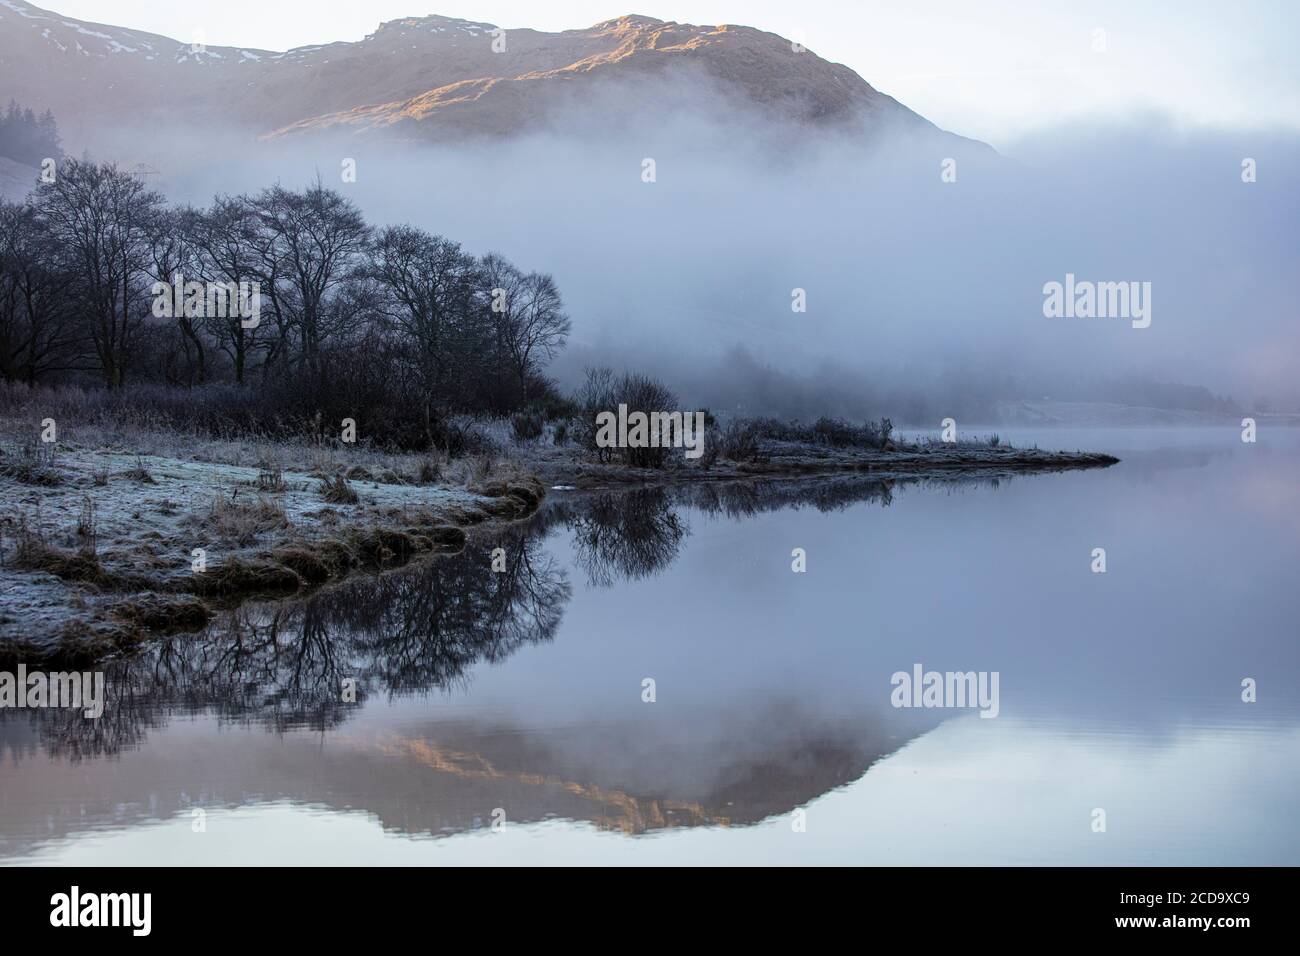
0;423;543;661
0;410;1117;663
512;429;1119;489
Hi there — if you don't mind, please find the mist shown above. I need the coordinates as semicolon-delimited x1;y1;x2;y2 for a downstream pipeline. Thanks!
100;71;1300;422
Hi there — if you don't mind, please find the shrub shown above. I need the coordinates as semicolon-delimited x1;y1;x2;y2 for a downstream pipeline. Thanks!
792;416;893;450
510;411;545;442
572;367;680;468
125;456;156;484
720;420;763;463
256;461;286;492
75;495;98;555
319;474;359;505
193;493;290;546
0;441;61;486
530;393;580;422
436;417;497;458
573;366;616;461
812;416;874;448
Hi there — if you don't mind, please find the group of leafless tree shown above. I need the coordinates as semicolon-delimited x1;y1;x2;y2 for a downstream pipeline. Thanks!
0;160;571;443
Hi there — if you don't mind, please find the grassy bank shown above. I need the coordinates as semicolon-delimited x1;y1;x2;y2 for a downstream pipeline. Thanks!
1;402;1118;664
0;422;544;664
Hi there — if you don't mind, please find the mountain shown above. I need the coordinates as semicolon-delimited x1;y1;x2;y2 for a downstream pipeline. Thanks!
0;1;989;153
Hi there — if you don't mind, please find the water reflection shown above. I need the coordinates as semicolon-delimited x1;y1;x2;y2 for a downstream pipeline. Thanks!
559;488;689;586
1;474;930;855
2;445;1296;863
8;525;570;759
6;475;915;757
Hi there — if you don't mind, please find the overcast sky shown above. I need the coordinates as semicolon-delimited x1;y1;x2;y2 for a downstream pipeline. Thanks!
45;0;1300;146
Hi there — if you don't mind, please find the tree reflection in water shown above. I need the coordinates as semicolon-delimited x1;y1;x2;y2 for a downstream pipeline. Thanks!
562;488;688;587
8;473;983;762
12;525;570;759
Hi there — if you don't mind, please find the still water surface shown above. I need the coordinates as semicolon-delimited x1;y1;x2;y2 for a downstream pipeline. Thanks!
2;427;1297;865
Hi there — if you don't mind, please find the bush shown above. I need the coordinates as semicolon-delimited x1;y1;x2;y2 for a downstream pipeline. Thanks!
510;411;545;442
572;366;680;468
573;366;616;461
811;416;883;448
319;475;359;505
256;461;286;492
529;392;580;422
720;419;763;462
706;414;893;453
0;440;61;486
125;456;156;483
191;493;290;547
756;415;893;450
443;417;498;457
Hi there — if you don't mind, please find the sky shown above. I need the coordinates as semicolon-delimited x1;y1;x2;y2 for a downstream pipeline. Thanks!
44;0;1300;146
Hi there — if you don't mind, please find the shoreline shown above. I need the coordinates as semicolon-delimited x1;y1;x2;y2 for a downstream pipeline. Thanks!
1;432;1118;665
534;443;1119;489
0;438;546;665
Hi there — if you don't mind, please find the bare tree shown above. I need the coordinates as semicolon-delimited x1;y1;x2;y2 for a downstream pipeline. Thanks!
366;225;486;413
507;270;570;396
481;252;570;406
186;196;267;385
0;199;83;383
245;183;369;375
34;160;164;388
1;166;577;445
146;204;208;386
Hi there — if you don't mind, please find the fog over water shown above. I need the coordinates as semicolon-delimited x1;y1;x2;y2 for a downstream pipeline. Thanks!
102;84;1299;420
5;1;1297;876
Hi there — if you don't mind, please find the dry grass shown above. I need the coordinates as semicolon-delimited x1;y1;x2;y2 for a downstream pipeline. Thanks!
319;474;359;504
0;441;62;486
11;513;112;586
187;558;302;597
0;399;555;657
190;491;291;546
74;495;98;555
0;384;475;483
255;460;287;493
468;473;547;518
123;456;157;484
111;594;213;631
272;546;341;583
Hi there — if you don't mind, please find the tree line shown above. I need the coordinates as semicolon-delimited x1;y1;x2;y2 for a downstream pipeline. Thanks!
0;160;571;445
0;101;62;168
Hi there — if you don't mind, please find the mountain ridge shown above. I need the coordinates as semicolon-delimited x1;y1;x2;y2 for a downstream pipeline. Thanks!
0;1;992;154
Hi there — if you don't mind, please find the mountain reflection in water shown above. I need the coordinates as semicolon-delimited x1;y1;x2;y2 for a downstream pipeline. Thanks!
3;434;1297;866
1;476;931;854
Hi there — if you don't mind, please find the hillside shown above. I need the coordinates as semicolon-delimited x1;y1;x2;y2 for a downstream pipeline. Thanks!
0;2;990;152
